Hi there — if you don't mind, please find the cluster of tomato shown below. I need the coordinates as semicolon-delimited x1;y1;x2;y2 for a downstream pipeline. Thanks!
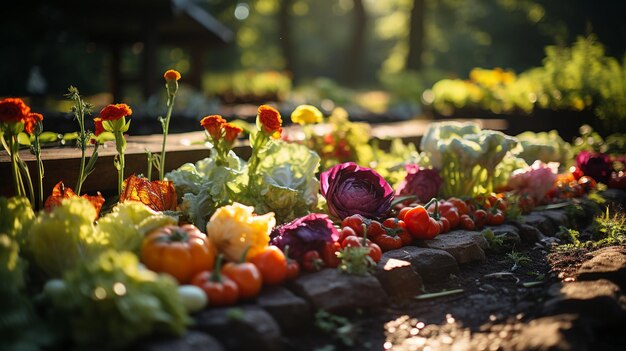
545;173;597;203
140;225;299;307
326;195;510;255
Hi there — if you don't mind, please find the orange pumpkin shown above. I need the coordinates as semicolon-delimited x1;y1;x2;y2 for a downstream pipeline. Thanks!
141;224;215;284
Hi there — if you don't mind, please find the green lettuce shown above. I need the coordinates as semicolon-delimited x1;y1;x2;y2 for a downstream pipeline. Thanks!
27;197;107;277
47;250;189;350
0;196;36;246
167;149;245;229
97;201;177;254
250;141;321;223
0;234;52;350
27;198;175;277
515;130;573;169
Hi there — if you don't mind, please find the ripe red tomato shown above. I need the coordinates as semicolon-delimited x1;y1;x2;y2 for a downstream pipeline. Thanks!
222;261;262;300
320;241;341;268
250;246;288;285
302;250;323;272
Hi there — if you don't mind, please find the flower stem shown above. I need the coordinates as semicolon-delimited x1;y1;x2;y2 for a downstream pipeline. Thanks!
75;100;87;195
115;130;126;196
7;136;22;197
33;123;44;209
159;94;176;181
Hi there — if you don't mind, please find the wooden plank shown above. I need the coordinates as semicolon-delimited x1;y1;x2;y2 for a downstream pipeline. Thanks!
0;119;507;197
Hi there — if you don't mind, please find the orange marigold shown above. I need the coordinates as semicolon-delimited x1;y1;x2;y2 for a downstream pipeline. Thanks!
23;112;43;134
93;117;104;136
44;181;105;219
258;105;282;137
100;103;132;121
164;69;181;81
223;123;243;143
200;115;226;141
0;97;30;124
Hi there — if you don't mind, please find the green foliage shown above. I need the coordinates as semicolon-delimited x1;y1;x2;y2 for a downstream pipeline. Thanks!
572;124;626;155
0;234;51;351
314;310;356;347
482;229;506;252
203;70;292;102
515;130;573;168
27;198;174;278
0;196;35;246
506;251;531;271
428;36;626;132
593;208;626;242
27;197;106;278
250;141;322;223
556;209;626;252
47;250;189;350
168;140;321;226
420;121;518;197
97;201;178;254
555;226;581;246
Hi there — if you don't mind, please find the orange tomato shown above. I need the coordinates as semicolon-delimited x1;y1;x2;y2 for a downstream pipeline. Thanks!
141;224;216;284
222;262;262;299
192;267;239;307
250;246;288;285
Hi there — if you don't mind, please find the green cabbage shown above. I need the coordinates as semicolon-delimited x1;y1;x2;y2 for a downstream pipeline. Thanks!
515;130;573;168
167;149;245;228
47;250;189;350
97;201;177;254
0;234;51;351
251;141;321;223
0;196;35;246
27;198;176;277
27;197;107;277
168;141;320;226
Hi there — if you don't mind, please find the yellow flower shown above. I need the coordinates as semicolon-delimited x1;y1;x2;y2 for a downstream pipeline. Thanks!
206;202;275;262
290;104;323;125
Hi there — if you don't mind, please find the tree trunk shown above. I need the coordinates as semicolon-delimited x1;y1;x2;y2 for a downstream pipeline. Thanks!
342;0;367;86
406;0;425;71
278;0;296;82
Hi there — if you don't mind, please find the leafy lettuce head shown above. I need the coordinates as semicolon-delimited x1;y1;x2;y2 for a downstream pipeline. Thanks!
320;162;394;219
27;197;107;277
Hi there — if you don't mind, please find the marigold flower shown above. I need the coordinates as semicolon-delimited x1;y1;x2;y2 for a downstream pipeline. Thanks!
200;115;226;141
164;69;181;81
0;97;30;124
93;117;104;136
291;104;323;125
223;123;243;143
100;103;132;121
258;105;282;138
22;112;43;134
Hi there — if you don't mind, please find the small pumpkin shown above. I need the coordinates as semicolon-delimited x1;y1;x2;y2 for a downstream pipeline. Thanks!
141;224;216;284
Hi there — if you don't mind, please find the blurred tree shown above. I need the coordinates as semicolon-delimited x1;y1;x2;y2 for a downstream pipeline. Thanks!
278;0;296;80
406;0;425;70
342;0;368;86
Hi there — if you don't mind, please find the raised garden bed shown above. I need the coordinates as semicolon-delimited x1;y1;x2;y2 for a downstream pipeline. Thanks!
2;87;625;351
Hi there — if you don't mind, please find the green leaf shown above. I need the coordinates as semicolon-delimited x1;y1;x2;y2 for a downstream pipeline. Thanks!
414;289;464;300
17;133;31;146
39;131;61;143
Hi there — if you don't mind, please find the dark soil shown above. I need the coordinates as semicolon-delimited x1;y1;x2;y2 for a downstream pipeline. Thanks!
283;239;625;351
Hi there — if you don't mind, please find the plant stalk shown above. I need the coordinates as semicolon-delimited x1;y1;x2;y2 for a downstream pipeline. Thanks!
159;94;176;181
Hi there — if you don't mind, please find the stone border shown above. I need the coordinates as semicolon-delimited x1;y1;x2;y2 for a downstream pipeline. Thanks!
140;208;588;351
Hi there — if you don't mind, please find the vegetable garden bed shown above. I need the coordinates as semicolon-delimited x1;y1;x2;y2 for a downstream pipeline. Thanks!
2;71;625;351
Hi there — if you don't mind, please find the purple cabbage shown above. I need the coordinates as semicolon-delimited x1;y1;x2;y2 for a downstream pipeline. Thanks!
270;213;338;261
576;151;612;184
320;162;394;219
395;165;442;203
